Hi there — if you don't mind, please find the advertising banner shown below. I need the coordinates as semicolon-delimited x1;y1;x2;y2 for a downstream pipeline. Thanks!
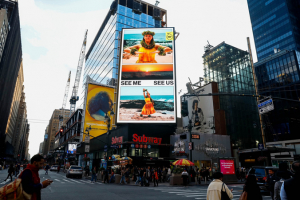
83;83;115;141
117;28;176;123
220;159;235;175
182;83;215;133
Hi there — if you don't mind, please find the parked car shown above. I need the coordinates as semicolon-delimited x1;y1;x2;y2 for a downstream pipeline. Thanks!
50;165;58;171
66;165;83;178
247;166;279;195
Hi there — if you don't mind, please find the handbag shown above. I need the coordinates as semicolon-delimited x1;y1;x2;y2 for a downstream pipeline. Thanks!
239;191;248;200
221;183;231;200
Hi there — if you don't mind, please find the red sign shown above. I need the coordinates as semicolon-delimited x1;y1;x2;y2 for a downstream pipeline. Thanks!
112;136;123;145
139;144;143;148
135;144;139;148
144;145;147;148
132;134;162;145
220;160;235;175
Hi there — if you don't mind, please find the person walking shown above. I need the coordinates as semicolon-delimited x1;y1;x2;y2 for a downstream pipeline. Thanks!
280;160;300;200
153;169;159;187
19;154;52;200
240;174;262;200
135;168;141;185
120;167;126;184
181;169;189;187
196;168;201;184
162;167;167;182
274;165;291;200
57;165;60;173
109;169;115;183
91;166;97;183
103;168;109;183
44;164;50;175
167;168;171;182
266;169;279;200
15;163;20;178
84;165;90;177
4;164;14;182
139;168;145;186
207;172;234;200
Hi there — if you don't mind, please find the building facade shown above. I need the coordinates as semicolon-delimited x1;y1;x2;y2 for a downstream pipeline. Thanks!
43;109;70;156
247;0;300;61
0;8;9;62
0;0;22;160
5;60;24;144
254;49;300;165
39;142;44;154
80;0;167;108
203;42;262;149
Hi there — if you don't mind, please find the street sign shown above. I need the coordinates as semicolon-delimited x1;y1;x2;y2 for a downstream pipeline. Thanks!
188;142;193;150
258;98;274;114
258;143;264;150
110;145;118;148
191;134;200;139
85;136;90;143
85;145;90;152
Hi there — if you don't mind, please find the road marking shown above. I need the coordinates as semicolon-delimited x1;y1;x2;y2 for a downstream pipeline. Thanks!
67;179;84;184
54;179;65;183
63;179;74;183
0;180;11;185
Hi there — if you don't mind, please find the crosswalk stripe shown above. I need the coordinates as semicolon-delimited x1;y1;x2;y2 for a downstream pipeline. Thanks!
54;179;65;183
63;179;74;183
67;179;84;184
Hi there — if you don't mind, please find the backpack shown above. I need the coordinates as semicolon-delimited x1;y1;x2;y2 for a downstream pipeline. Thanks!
0;178;31;200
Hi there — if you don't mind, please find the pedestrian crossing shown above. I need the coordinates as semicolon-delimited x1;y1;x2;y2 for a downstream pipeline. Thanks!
0;178;102;185
147;187;243;200
147;187;272;200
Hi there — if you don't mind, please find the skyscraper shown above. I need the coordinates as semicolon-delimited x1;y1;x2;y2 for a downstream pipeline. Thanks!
80;0;167;108
203;42;262;149
247;0;300;61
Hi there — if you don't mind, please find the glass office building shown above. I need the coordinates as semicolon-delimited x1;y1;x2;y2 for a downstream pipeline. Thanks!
203;42;262;149
247;0;300;61
254;50;300;143
80;0;167;108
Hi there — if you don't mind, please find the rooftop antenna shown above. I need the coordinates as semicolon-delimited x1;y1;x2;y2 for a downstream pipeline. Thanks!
204;41;214;53
155;0;160;6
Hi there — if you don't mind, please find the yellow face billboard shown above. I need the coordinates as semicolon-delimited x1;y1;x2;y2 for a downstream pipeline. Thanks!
83;83;115;141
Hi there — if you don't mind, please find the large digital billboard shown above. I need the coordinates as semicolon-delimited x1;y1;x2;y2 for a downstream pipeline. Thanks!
117;28;176;123
83;83;115;141
182;83;215;133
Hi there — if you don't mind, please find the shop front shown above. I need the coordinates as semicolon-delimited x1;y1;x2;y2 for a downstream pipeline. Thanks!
77;124;175;169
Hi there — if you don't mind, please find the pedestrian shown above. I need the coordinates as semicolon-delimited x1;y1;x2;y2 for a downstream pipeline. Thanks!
109;169;115;183
57;164;60;173
266;169;279;200
15;163;20;178
274;163;291;200
120;167;126;184
153;169;159;187
135;168;141;185
181;169;189;187
19;154;52;200
91;166;97;183
44;164;50;175
146;166;151;183
207;172;233;200
280;160;300;200
139;168;145;186
84;165;90;177
103;168;109;183
4;164;14;182
167;167;171;182
236;168;241;181
125;168;130;184
196;168;201;184
240;174;262;200
162;167;167;182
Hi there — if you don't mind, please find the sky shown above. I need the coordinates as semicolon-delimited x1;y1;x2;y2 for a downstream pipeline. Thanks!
19;0;256;158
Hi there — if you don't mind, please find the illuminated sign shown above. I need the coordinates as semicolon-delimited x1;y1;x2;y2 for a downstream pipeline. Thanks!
112;136;123;145
220;159;235;175
83;83;114;142
117;28;176;123
132;133;162;145
191;134;200;139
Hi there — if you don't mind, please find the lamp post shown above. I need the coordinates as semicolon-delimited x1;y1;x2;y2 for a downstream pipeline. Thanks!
104;110;114;158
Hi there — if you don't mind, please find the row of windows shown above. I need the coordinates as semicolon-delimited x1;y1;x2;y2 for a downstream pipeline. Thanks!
255;19;289;44
269;13;288;27
257;31;292;52
258;42;295;59
253;14;276;31
250;2;285;26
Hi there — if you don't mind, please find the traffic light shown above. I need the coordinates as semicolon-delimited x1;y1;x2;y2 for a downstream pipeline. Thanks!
181;101;188;117
60;127;63;133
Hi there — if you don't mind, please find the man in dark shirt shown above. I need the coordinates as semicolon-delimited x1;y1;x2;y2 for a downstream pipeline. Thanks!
266;169;279;200
20;154;52;200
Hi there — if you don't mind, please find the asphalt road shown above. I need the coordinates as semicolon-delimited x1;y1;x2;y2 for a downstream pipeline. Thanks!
0;170;272;200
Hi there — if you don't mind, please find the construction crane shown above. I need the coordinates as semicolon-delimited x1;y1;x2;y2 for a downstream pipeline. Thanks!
59;71;71;130
69;30;88;116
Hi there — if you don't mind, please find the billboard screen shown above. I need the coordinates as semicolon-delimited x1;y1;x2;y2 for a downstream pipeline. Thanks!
182;83;215;133
220;159;235;175
117;28;176;123
83;83;115;141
